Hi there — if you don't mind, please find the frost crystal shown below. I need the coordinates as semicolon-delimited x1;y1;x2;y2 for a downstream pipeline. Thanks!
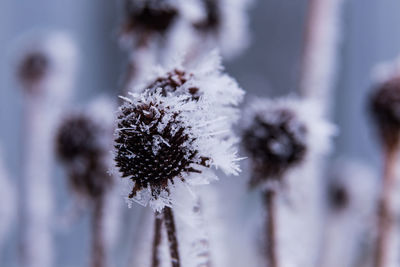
114;89;241;211
56;97;115;199
242;97;336;187
134;51;244;126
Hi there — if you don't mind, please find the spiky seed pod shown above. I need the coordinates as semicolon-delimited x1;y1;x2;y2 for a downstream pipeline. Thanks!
114;88;241;211
369;76;400;149
115;92;210;201
146;69;200;100
18;51;49;90
122;0;178;43
56;114;113;199
242;107;307;186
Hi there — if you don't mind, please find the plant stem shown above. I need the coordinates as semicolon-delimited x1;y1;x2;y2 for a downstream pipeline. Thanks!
91;196;106;267
151;212;163;267
374;146;397;267
264;190;278;267
163;207;181;267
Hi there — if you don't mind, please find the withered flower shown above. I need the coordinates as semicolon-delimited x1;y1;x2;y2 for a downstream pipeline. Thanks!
122;0;178;46
242;106;307;186
56;99;115;199
114;89;240;211
369;76;400;149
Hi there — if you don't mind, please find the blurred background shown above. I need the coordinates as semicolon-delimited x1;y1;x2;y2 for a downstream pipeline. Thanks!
1;0;400;266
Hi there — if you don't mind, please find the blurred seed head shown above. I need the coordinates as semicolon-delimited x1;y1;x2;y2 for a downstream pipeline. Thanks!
56;113;113;199
369;76;400;149
122;0;179;45
18;51;49;90
193;0;220;32
327;181;349;212
242;108;308;186
114;92;210;201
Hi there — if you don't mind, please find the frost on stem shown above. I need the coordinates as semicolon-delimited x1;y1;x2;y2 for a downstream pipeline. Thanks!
369;76;400;149
114;88;241;211
242;103;307;187
56;99;115;200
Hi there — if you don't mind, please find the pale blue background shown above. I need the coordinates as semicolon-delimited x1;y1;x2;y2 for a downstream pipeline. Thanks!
1;0;400;266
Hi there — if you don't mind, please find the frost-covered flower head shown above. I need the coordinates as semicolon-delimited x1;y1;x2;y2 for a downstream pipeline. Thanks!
56;98;115;199
114;90;241;211
133;51;244;124
369;69;400;149
121;0;179;48
191;0;252;60
241;96;336;188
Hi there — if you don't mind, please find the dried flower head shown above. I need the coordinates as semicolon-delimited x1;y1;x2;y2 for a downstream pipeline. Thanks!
56;98;115;199
242;97;336;188
134;51;244;124
114;90;241;211
369;76;400;149
122;0;179;46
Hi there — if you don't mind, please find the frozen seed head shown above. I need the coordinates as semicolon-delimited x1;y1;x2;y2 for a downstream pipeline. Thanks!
114;89;241;211
56;113;113;199
115;93;209;200
242;107;307;186
369;76;400;149
146;69;200;100
122;0;178;42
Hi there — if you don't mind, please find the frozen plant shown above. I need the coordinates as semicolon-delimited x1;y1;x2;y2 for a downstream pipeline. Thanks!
15;31;77;267
114;81;242;266
55;97;117;267
241;96;335;267
368;65;400;267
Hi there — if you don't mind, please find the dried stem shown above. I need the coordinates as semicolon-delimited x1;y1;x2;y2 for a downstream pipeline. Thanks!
374;146;398;267
91;196;106;267
163;207;181;267
264;190;278;267
151;212;163;267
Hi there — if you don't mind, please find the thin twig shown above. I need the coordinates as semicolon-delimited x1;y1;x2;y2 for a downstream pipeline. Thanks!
91;196;106;267
264;190;278;267
151;212;163;267
163;207;181;267
374;146;397;267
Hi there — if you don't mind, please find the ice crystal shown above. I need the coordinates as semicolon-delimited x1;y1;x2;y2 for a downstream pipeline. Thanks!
134;51;244;126
114;90;241;211
56;97;115;199
242;96;336;188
